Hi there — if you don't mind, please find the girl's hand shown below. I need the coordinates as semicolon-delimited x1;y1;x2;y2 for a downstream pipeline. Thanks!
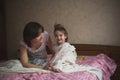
52;68;62;72
47;64;54;70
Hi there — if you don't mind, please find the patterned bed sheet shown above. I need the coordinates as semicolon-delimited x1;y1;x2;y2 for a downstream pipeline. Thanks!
0;54;116;80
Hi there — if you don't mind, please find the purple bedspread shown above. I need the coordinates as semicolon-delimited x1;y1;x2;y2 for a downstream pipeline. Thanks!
0;54;116;80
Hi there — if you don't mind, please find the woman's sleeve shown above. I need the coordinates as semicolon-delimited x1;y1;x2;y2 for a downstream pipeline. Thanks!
19;39;27;48
44;31;49;43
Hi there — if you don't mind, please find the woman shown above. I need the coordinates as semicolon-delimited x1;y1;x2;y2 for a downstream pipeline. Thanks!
20;22;54;69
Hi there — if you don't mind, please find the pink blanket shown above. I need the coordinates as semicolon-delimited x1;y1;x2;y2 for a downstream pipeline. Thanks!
0;54;116;80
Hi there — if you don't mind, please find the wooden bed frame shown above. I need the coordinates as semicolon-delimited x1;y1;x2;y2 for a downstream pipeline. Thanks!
72;44;120;80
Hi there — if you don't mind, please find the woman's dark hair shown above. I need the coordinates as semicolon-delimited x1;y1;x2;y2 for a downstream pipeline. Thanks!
23;22;44;47
54;24;68;42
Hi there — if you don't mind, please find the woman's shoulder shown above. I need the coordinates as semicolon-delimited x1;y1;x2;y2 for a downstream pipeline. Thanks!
43;31;49;41
44;31;49;35
20;39;27;48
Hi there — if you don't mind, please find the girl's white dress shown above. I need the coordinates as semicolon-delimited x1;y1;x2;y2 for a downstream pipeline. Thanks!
49;42;102;80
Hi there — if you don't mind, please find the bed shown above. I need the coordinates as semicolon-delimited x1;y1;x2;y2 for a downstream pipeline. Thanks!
73;44;120;80
0;44;119;80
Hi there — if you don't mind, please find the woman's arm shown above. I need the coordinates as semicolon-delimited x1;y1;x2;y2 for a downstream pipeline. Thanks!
19;45;44;69
46;36;55;56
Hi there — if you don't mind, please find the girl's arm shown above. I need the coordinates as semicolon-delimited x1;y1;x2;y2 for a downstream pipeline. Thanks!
20;45;44;69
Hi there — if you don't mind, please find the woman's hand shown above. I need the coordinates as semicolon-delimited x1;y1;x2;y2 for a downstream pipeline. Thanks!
44;64;62;73
44;63;54;70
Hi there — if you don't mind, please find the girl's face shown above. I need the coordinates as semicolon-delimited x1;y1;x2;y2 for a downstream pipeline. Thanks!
54;31;67;45
31;32;44;45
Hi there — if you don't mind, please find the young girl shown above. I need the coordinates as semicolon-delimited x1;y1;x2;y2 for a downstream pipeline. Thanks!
20;22;54;69
46;24;102;80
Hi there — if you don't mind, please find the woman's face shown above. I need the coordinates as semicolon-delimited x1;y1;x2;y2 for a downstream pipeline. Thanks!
54;31;67;45
32;32;44;45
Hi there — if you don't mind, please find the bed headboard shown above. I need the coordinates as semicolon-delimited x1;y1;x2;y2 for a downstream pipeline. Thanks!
72;44;120;62
72;44;120;80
